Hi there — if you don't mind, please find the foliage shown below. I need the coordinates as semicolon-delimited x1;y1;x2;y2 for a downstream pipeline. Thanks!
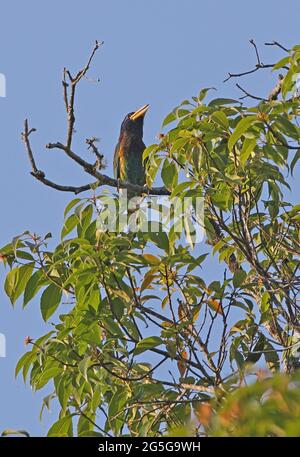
1;44;300;436
206;371;300;437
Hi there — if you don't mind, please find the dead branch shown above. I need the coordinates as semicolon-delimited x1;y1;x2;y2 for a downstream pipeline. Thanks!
223;39;289;83
22;42;170;197
236;83;267;101
265;41;290;53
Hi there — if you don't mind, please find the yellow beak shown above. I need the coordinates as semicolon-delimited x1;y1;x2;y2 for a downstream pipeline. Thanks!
130;104;149;121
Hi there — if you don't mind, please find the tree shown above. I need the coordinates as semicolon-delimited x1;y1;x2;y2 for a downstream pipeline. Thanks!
1;40;300;437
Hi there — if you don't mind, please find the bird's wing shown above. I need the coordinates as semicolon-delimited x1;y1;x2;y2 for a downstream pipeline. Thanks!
113;143;120;180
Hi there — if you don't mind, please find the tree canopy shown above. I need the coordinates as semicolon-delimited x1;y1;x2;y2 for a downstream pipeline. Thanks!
1;41;300;437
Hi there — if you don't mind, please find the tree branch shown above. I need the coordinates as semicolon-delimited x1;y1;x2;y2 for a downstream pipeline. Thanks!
22;122;170;196
265;41;290;53
22;41;170;197
223;39;289;83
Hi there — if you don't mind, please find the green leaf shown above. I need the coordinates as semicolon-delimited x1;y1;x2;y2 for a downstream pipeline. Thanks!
15;351;35;378
4;263;35;305
64;198;82;217
78;356;93;381
208;98;240;107
134;336;163;355
211;189;230;210
35;366;61;390
275;118;299;140
233;269;247;288
108;388;128;418
291;149;300;176
273;56;290;70
228;116;258;151
40;392;56;420
161;159;178;191
240;137;256;165
281;70;293;98
47;415;73;437
40;284;62;321
198;87;216;101
23;269;43;307
211;111;229;129
1;429;30;437
61;214;78;239
162;111;176;127
77;411;95;435
261;291;270;313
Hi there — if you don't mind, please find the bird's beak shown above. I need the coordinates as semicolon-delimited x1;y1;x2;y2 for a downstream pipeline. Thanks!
130;104;149;121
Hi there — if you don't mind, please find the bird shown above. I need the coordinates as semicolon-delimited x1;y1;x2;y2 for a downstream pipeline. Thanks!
113;104;149;198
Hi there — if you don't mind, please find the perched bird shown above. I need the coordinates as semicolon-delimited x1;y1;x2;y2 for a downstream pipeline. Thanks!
113;104;149;196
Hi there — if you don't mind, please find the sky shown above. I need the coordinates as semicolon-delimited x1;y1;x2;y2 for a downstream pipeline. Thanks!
1;0;300;436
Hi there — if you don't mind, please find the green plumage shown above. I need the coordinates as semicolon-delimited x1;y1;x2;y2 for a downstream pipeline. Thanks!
113;105;149;195
113;135;146;186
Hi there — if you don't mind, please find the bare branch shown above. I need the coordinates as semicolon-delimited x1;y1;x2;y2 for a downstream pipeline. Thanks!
22;42;170;197
22;120;98;194
250;38;261;66
265;41;290;53
223;39;289;83
86;137;105;170
64;40;103;149
236;83;267;101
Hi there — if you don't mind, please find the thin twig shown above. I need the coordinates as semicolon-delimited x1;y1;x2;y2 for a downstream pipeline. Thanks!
265;41;290;53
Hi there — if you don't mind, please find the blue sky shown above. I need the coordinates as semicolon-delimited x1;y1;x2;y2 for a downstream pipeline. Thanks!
1;0;300;436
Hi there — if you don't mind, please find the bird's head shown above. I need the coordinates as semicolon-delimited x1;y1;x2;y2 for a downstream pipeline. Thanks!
120;104;149;137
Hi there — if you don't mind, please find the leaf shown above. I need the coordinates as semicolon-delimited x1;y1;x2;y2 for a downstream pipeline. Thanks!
198;87;216;101
260;291;270;313
40;392;56;420
143;144;158;162
4;263;35;305
23;269;43;307
233;269;247;288
281;70;293;98
35;366;61;390
134;336;163;355
40;284;62;321
141;271;156;292
208;297;224;315
162;111;176;127
47;415;73;437
211;111;229;129
64;198;82;217
291;149;300;176
143;253;161;265
208;98;240;107
240;137;256;165
15;351;35;378
275;118;299;140
194;402;213;427
228;116;258;151
108;388;128;418
1;429;30;437
61;214;78;239
171;181;192;198
77;411;95;435
211;190;230;210
264;342;280;371
245;336;265;364
273;56;290;70
177;351;188;377
78;356;93;381
161;159;177;191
